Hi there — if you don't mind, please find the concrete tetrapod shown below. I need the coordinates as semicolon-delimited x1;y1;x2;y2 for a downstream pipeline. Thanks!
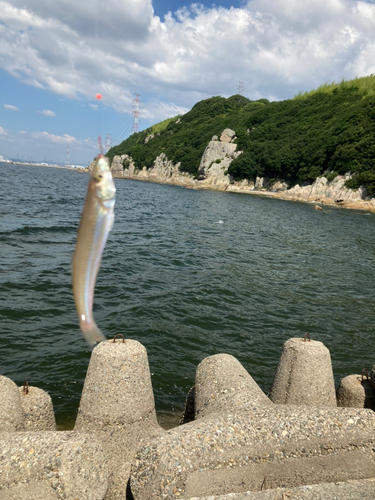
188;478;375;500
130;405;375;499
74;338;164;500
0;431;108;499
18;385;56;431
269;337;336;406
337;374;375;410
0;375;23;431
0;482;59;500
195;354;273;419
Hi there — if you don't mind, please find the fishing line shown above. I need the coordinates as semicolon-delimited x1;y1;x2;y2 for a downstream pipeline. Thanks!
94;0;103;156
96;93;103;154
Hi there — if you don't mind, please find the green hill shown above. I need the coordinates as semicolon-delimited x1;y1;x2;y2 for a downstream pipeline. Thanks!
108;75;375;195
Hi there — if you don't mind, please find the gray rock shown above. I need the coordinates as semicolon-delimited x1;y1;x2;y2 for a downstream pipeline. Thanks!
220;129;236;143
198;141;237;182
270;180;288;191
144;134;154;144
280;175;368;203
0;375;23;432
188;478;375;499
75;338;164;499
130;405;375;499
195;354;272;420
111;154;135;178
254;177;269;189
269;337;337;407
0;431;108;499
337;374;375;410
18;385;56;431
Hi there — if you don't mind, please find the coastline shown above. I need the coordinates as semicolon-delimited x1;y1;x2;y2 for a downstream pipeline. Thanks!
5;159;374;214
110;167;375;214
1;161;86;171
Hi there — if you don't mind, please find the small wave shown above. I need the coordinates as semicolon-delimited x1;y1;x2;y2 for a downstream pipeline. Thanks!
0;225;77;236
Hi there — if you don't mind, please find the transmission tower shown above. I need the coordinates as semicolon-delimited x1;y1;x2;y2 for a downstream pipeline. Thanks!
237;81;244;95
65;145;70;166
105;133;111;153
131;94;141;133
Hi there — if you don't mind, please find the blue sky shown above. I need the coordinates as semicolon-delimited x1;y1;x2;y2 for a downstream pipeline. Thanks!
152;0;244;18
1;0;375;165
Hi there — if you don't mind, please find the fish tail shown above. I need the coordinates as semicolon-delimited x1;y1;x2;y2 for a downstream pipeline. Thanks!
80;319;106;347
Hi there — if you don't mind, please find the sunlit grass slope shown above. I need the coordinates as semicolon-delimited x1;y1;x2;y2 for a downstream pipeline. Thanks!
293;74;375;100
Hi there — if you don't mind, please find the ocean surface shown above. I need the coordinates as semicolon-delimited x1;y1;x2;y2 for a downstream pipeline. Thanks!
1;162;375;428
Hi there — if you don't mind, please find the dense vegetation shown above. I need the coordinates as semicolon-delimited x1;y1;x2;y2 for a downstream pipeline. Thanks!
108;75;375;194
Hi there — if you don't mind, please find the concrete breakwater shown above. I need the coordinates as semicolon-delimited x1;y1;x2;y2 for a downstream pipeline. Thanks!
1;336;375;499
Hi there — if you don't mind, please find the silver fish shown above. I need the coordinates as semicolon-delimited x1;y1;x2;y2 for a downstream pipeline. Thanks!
72;154;116;346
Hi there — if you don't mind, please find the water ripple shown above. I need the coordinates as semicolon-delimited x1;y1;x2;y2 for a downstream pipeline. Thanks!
1;163;375;426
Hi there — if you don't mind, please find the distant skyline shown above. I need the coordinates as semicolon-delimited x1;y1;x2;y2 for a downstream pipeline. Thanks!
1;0;375;165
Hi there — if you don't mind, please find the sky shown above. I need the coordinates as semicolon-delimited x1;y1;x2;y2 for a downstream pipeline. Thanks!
1;0;375;165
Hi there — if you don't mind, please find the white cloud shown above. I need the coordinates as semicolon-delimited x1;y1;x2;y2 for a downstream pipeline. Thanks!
38;109;56;117
0;127;97;164
0;0;375;120
30;131;77;144
4;104;19;111
89;104;98;110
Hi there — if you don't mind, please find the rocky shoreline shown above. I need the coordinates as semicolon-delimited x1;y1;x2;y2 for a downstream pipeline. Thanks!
1;336;375;499
90;127;375;214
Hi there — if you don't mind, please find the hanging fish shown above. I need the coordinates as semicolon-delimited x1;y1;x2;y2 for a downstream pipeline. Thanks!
72;154;116;346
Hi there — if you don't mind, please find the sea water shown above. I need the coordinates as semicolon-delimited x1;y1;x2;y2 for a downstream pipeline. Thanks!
1;162;375;428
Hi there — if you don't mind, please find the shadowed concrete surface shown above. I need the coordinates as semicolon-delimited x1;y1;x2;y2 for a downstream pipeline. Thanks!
74;338;165;500
337;374;375;410
0;431;108;499
269;338;336;406
0;375;23;432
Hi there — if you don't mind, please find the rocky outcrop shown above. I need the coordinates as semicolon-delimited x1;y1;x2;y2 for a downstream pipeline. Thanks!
272;174;375;210
197;130;242;186
110;129;243;190
106;133;375;212
276;174;366;203
220;128;236;143
144;134;154;144
110;153;197;188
